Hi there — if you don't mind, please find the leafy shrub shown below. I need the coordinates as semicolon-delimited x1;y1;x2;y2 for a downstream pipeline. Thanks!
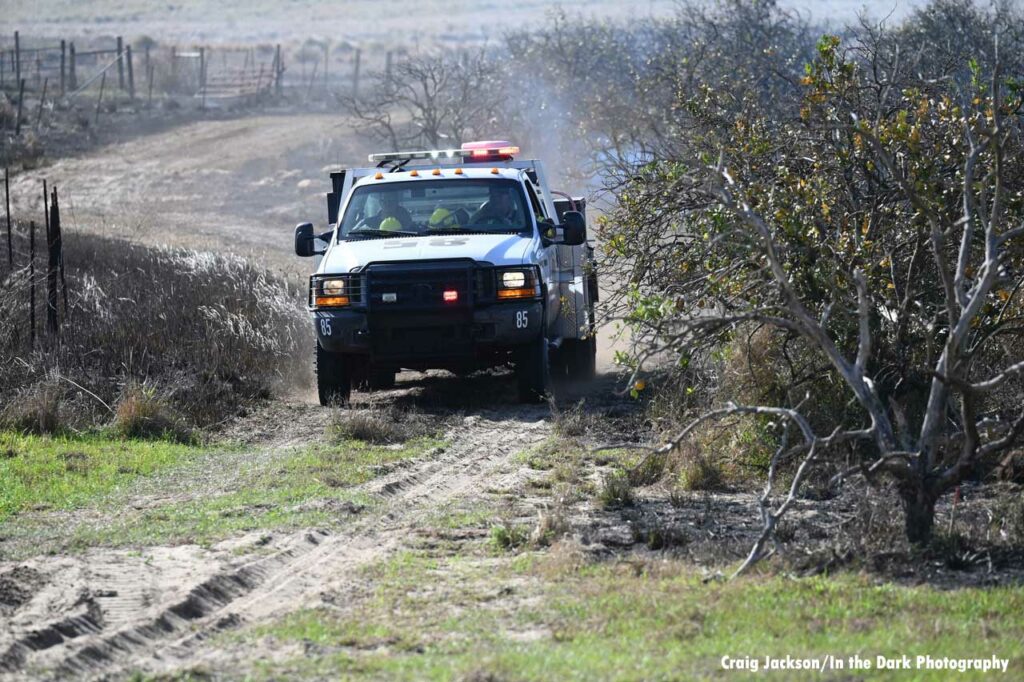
489;523;529;552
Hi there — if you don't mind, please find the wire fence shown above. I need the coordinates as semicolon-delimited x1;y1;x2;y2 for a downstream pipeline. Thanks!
1;30;394;103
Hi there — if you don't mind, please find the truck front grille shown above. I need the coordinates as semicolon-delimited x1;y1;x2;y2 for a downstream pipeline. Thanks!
365;260;485;311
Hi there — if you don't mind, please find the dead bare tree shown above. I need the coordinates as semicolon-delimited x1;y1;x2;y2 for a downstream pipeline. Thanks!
338;50;505;151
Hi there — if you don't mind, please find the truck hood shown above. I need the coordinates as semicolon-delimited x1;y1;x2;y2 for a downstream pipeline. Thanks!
319;232;532;272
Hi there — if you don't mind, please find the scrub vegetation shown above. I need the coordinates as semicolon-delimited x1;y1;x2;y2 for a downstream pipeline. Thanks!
0;232;311;434
3;1;1024;679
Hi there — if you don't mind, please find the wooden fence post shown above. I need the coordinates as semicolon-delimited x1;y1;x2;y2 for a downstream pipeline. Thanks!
126;44;135;99
46;188;60;338
385;51;393;83
323;43;329;89
53;188;67;317
15;79;25;135
95;72;106;124
199;46;206;93
274;44;282;95
69;42;77;90
29;219;36;349
60;40;66;94
4;167;11;269
116;36;125;90
352;48;360;99
36;77;47;128
14;31;20;89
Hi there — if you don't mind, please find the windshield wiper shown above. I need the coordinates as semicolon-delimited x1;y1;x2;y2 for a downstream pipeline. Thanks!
428;227;521;235
345;228;419;239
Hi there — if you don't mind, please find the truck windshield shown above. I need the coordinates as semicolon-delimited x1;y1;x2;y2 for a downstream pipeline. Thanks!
338;179;532;239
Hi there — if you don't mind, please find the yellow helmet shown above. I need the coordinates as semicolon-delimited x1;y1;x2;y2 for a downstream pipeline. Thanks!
379;216;403;232
428;207;459;230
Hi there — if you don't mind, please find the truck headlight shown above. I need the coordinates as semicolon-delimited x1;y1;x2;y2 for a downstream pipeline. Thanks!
501;271;527;289
323;279;346;296
312;276;351;308
496;267;540;300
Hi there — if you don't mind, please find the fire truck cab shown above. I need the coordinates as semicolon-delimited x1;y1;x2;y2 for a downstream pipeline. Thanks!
294;141;598;405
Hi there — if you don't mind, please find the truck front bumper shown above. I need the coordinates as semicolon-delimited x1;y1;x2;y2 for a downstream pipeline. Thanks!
313;301;542;362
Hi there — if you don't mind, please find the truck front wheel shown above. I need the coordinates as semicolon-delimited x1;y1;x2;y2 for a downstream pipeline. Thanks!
316;342;352;406
515;334;551;403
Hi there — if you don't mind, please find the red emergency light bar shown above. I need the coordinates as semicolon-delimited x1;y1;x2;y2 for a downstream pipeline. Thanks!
368;140;519;165
462;140;519;162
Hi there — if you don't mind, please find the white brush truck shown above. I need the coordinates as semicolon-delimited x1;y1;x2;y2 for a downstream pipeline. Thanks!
294;141;598;405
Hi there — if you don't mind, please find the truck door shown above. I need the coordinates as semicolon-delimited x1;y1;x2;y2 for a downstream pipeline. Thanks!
525;182;560;331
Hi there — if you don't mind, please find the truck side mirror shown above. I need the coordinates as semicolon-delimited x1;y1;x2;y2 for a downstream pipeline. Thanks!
560;211;586;246
294;222;320;257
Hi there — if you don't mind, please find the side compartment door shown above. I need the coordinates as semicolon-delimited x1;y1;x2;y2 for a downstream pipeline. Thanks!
552;196;589;340
525;182;560;332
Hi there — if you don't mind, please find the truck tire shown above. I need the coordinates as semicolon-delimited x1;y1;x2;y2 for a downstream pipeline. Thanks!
564;336;597;381
316;342;352;406
516;333;551;403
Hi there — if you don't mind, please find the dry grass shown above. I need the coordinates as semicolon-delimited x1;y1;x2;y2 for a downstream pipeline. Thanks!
0;379;64;435
551;399;598;439
0;232;311;433
530;506;570;548
112;383;191;442
327;406;439;444
597;470;634;509
675;451;727;492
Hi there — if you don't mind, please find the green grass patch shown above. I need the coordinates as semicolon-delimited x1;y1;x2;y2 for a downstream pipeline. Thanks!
71;437;445;548
237;553;1024;681
0;430;214;522
1;434;445;554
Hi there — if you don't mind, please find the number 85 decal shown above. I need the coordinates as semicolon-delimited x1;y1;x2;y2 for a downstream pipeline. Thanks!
516;311;529;329
320;318;332;336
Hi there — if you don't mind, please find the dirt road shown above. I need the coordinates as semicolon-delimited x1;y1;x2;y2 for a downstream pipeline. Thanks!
0;116;634;679
1;394;554;679
12;113;369;276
